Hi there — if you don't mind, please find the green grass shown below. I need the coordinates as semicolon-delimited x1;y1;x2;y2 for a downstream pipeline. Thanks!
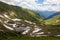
0;36;60;40
0;32;60;40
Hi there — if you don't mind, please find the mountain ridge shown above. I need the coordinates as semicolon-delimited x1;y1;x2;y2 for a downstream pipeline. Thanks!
35;10;60;19
0;1;44;26
45;12;60;19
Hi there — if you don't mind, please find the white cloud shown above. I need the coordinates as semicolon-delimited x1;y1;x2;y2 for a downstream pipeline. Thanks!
0;0;15;5
0;0;60;11
41;0;60;11
18;0;38;10
43;0;60;4
0;0;22;5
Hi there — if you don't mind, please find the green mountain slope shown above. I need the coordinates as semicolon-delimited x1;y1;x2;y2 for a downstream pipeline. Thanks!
44;14;60;25
0;1;44;28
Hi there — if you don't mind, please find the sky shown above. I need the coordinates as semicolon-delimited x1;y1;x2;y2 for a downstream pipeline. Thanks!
0;0;60;18
0;0;60;11
36;0;44;4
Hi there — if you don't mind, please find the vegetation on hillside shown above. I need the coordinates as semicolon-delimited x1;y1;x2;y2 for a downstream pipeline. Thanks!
0;1;44;26
44;14;60;25
0;1;45;35
0;1;60;38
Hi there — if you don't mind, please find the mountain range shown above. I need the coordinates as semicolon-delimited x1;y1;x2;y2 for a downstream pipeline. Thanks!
36;10;60;19
0;1;60;26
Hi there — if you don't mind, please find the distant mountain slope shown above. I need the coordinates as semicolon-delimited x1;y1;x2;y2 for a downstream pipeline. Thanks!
36;10;58;19
0;1;44;26
45;12;60;19
44;13;60;25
